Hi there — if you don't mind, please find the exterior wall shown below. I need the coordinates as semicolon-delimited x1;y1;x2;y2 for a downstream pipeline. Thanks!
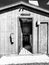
0;8;49;55
0;10;18;55
36;15;49;54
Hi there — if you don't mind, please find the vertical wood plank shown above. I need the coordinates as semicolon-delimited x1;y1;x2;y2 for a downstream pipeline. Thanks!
39;23;47;54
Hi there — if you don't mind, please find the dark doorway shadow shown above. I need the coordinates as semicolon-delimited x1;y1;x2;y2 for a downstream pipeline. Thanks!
19;18;32;53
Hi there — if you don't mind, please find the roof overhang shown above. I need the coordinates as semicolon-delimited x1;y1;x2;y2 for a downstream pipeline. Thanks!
0;1;49;17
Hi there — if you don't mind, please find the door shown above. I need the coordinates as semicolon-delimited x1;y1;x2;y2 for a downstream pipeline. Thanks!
39;22;48;54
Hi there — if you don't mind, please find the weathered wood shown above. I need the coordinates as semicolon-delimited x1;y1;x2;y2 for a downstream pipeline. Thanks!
0;8;49;55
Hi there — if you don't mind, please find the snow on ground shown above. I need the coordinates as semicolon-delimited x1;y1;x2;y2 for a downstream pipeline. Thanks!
19;48;32;55
0;48;49;64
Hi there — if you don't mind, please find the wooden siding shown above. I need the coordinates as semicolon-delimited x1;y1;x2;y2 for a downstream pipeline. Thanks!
0;10;18;55
0;9;49;55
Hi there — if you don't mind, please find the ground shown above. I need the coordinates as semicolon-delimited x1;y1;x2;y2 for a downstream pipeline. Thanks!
0;48;49;64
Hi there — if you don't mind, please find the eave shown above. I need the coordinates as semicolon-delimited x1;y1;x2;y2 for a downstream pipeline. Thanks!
0;1;49;17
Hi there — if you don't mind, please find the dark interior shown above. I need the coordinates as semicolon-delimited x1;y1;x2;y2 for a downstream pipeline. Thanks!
19;18;32;53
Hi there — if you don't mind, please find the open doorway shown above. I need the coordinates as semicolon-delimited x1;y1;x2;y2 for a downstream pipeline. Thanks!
19;18;33;53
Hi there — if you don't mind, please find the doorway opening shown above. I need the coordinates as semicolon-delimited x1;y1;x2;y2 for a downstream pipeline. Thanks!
19;18;33;53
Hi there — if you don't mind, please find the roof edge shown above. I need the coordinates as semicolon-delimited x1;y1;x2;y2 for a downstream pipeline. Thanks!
0;1;23;10
0;1;49;14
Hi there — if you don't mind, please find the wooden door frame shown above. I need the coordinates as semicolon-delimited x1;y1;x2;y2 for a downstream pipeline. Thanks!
18;16;33;54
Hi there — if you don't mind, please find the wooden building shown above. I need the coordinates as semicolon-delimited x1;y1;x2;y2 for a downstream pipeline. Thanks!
0;1;49;56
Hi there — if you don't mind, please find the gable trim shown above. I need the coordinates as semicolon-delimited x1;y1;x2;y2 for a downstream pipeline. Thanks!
0;1;49;17
0;1;49;13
